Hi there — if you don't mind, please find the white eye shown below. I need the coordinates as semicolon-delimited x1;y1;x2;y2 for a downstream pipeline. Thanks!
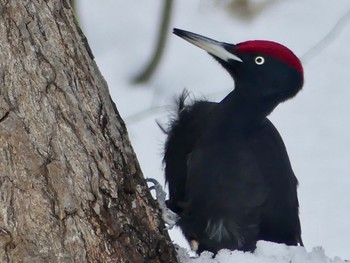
255;56;265;65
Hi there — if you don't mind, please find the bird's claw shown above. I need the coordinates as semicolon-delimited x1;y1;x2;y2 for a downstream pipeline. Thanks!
146;178;167;204
146;178;180;230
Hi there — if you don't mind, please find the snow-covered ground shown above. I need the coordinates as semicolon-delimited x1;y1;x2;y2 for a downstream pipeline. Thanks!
78;0;350;261
177;241;345;263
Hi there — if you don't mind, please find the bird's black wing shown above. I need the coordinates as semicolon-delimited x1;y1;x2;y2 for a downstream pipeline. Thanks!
163;91;217;214
181;121;269;252
181;117;302;252
250;118;303;246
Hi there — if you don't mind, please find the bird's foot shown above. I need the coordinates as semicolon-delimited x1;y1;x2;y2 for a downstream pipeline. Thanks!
146;178;180;230
190;240;199;252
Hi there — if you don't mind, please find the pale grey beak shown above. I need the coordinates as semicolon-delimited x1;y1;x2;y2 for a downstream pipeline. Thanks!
173;28;243;63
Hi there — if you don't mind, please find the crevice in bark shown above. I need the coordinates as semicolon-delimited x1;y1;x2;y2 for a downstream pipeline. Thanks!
0;111;9;123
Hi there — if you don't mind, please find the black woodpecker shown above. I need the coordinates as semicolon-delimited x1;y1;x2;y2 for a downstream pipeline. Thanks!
163;28;304;254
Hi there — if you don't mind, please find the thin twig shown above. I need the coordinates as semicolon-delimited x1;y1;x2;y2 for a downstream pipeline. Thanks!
301;7;350;64
133;0;174;84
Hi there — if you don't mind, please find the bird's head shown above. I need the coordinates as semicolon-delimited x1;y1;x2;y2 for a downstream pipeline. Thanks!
173;28;304;103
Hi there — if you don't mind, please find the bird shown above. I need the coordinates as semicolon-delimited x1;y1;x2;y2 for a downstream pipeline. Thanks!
162;28;304;254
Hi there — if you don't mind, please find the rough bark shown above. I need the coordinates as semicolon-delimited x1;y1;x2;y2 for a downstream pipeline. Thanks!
0;1;177;262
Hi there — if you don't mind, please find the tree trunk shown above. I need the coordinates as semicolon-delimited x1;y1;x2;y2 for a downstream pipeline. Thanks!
0;1;177;262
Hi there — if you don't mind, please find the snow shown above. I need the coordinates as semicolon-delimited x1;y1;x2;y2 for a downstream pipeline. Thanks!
176;241;345;263
77;0;350;262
